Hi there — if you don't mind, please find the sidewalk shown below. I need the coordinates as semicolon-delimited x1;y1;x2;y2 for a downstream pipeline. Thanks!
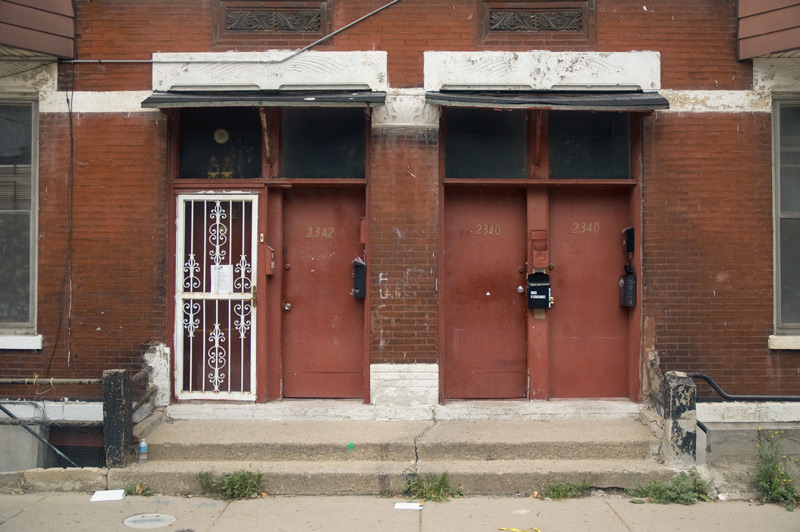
2;492;798;532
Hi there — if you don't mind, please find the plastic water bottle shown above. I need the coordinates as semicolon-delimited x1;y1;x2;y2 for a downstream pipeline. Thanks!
138;438;148;463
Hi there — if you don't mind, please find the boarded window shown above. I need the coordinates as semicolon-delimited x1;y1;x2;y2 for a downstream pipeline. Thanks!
445;108;527;179
549;111;630;179
281;108;365;179
179;108;262;179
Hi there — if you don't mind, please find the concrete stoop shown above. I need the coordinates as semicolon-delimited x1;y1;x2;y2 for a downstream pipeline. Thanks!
104;417;678;496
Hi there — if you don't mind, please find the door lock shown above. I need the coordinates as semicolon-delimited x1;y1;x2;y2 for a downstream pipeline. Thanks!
282;302;292;311
517;286;525;294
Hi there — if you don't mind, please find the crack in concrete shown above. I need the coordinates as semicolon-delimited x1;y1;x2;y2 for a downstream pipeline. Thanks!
603;499;633;532
412;421;437;470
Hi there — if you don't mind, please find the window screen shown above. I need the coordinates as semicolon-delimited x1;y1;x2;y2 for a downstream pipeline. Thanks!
282;108;365;179
549;111;630;179
445;108;527;179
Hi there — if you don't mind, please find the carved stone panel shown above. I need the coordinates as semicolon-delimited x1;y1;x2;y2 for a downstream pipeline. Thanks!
213;1;333;48
481;1;596;47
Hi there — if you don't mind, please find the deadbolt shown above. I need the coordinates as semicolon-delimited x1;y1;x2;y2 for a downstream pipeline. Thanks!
282;303;292;311
517;286;525;294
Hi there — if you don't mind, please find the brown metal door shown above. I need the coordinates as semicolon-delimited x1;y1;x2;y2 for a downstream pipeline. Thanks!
549;190;630;398
282;189;365;398
443;189;528;399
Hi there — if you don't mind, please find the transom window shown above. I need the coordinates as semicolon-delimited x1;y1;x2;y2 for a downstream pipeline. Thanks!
444;108;632;180
177;106;366;180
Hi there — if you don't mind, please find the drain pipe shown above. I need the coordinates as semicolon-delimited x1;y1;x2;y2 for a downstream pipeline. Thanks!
688;372;800;402
65;0;403;66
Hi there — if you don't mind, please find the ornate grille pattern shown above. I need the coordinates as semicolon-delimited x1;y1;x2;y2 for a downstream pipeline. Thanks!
490;9;583;32
226;9;322;32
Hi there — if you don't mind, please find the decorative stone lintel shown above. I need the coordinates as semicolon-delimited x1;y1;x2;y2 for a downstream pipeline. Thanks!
424;50;661;92
372;89;440;130
152;51;388;92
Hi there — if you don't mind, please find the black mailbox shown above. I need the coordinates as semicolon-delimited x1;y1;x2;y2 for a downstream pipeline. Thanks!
527;272;551;310
619;264;636;308
352;261;366;299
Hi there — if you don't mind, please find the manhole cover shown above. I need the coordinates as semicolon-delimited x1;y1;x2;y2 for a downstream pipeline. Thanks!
123;513;177;529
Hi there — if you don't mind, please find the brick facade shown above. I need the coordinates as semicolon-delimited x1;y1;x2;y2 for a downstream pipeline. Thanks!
2;0;797;400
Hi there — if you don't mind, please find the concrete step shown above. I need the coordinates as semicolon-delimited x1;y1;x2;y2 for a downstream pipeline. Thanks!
109;459;677;497
125;417;675;496
144;419;658;462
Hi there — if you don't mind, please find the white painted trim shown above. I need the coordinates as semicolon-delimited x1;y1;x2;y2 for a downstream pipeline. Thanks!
424;51;662;92
40;90;156;114
768;335;800;350
0;335;43;350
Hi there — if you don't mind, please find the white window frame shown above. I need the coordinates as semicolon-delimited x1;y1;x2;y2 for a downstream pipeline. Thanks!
0;96;40;349
772;98;800;345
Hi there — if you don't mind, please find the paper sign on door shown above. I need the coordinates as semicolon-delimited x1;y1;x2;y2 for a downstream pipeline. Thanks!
211;265;234;294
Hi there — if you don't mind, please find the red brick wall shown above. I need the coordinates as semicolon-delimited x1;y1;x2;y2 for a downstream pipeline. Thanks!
643;111;800;396
0;113;168;399
369;128;439;363
66;0;750;91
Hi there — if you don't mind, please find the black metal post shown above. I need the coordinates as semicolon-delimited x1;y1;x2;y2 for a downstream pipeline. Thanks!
103;369;134;468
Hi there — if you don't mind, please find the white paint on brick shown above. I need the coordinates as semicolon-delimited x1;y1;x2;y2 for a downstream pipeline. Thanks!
753;58;800;92
660;90;770;113
424;51;662;92
145;343;171;408
370;363;439;406
152;51;388;92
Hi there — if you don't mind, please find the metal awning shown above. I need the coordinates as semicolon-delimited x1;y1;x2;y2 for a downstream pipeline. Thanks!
141;90;387;109
425;91;670;111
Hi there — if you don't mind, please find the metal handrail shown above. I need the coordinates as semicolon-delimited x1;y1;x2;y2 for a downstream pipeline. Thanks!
688;372;800;402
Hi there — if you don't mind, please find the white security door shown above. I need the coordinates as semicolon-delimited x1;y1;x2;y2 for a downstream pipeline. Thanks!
175;194;258;400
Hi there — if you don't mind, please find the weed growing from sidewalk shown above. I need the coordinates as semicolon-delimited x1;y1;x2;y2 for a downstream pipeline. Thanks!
542;479;591;500
627;469;712;505
754;428;798;511
197;470;264;500
402;470;463;502
124;483;155;497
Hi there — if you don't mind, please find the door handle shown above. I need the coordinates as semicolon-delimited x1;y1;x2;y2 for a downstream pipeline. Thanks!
283;302;292;311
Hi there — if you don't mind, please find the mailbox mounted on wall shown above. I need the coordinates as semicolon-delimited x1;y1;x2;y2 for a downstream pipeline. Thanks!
619;264;636;308
527;272;551;310
352;258;366;299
